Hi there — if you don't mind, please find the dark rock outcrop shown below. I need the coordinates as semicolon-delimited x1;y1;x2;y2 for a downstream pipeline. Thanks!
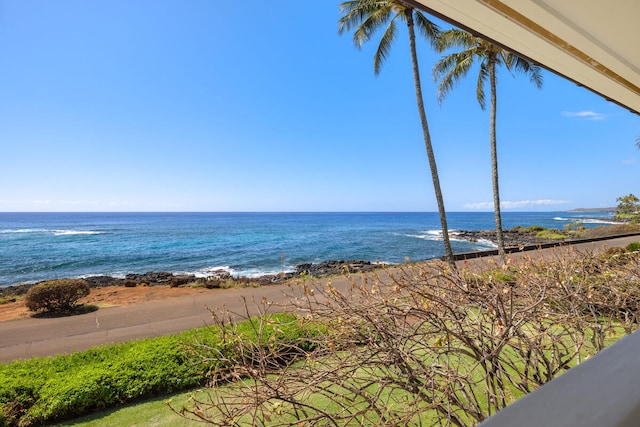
454;229;558;248
294;260;383;277
0;261;387;297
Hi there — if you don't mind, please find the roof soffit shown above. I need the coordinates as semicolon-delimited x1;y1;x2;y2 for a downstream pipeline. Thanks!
412;0;640;114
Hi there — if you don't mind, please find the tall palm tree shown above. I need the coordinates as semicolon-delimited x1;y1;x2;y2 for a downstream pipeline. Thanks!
433;29;542;260
338;0;455;266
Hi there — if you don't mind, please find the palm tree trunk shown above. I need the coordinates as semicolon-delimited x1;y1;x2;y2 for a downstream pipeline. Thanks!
489;59;506;262
404;8;455;267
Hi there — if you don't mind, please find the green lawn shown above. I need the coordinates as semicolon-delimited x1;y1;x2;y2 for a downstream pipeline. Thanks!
54;390;200;427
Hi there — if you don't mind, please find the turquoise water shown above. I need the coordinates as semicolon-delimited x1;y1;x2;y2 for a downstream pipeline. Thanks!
0;211;614;287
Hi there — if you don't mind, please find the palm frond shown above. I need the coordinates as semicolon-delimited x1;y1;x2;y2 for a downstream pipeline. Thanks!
501;52;543;88
353;6;393;48
476;63;489;109
413;10;440;46
434;51;475;104
338;0;392;48
338;1;372;34
435;29;477;53
374;17;397;75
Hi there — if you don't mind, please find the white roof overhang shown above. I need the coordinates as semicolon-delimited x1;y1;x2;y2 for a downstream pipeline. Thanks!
410;0;640;115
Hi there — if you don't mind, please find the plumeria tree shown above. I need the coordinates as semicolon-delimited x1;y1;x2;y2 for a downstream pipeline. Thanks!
338;0;455;265
434;29;542;261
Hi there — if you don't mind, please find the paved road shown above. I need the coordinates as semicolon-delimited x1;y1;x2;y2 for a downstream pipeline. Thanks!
1;235;638;363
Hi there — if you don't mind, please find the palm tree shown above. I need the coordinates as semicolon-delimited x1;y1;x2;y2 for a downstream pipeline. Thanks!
433;29;542;260
338;0;455;266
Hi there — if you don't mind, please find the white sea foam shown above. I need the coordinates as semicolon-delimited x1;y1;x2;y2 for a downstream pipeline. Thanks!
475;238;498;248
80;272;127;280
0;228;103;236
404;230;445;241
405;232;440;241
579;219;621;225
0;228;48;234
189;266;234;278
186;265;293;279
554;217;620;225
237;268;292;278
408;229;472;242
52;230;104;236
405;230;498;248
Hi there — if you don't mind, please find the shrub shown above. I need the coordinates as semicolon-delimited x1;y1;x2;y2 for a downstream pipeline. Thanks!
564;221;585;232
24;279;90;313
604;246;627;257
627;242;640;252
535;229;567;239
0;296;17;305
526;225;546;232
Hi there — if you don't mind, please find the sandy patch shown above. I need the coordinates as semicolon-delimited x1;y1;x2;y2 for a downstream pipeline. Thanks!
0;285;208;322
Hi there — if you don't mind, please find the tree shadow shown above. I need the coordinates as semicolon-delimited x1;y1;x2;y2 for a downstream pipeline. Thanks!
31;304;99;319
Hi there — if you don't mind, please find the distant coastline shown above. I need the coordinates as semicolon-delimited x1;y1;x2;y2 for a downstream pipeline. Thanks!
567;207;616;213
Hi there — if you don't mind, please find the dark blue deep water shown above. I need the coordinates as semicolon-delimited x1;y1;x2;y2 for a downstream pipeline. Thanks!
0;212;615;287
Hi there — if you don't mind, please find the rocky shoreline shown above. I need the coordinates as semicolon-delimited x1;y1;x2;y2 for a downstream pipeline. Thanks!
454;229;561;248
0;260;385;299
2;221;634;299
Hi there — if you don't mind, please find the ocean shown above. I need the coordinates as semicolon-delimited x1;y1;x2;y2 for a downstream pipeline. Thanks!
0;211;617;288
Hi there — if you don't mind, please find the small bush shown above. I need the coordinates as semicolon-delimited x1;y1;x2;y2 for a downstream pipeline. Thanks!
205;279;221;289
626;242;640;252
24;279;90;313
526;225;546;232
123;280;137;288
0;296;17;305
564;221;585;232
604;246;627;257
535;229;567;239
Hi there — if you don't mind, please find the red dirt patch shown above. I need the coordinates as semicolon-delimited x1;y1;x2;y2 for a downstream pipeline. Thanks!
0;286;208;322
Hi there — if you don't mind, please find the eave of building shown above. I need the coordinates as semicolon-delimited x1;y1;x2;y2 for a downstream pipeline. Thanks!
410;0;640;115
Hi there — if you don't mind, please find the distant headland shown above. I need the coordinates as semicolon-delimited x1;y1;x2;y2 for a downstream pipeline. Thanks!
567;207;616;213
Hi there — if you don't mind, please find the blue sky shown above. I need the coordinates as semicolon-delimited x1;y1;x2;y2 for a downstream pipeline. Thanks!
1;1;638;212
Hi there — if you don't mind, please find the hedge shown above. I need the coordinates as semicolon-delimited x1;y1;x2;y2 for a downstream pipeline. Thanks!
0;313;319;426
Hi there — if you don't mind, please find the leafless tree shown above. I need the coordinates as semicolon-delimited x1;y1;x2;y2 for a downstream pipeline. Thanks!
175;246;640;426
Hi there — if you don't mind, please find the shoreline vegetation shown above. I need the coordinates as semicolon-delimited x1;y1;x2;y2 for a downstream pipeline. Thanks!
1;219;638;301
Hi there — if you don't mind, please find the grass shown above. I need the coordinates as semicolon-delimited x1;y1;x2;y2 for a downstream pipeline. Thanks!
580;223;640;238
0;296;18;305
536;229;568;239
53;390;200;426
